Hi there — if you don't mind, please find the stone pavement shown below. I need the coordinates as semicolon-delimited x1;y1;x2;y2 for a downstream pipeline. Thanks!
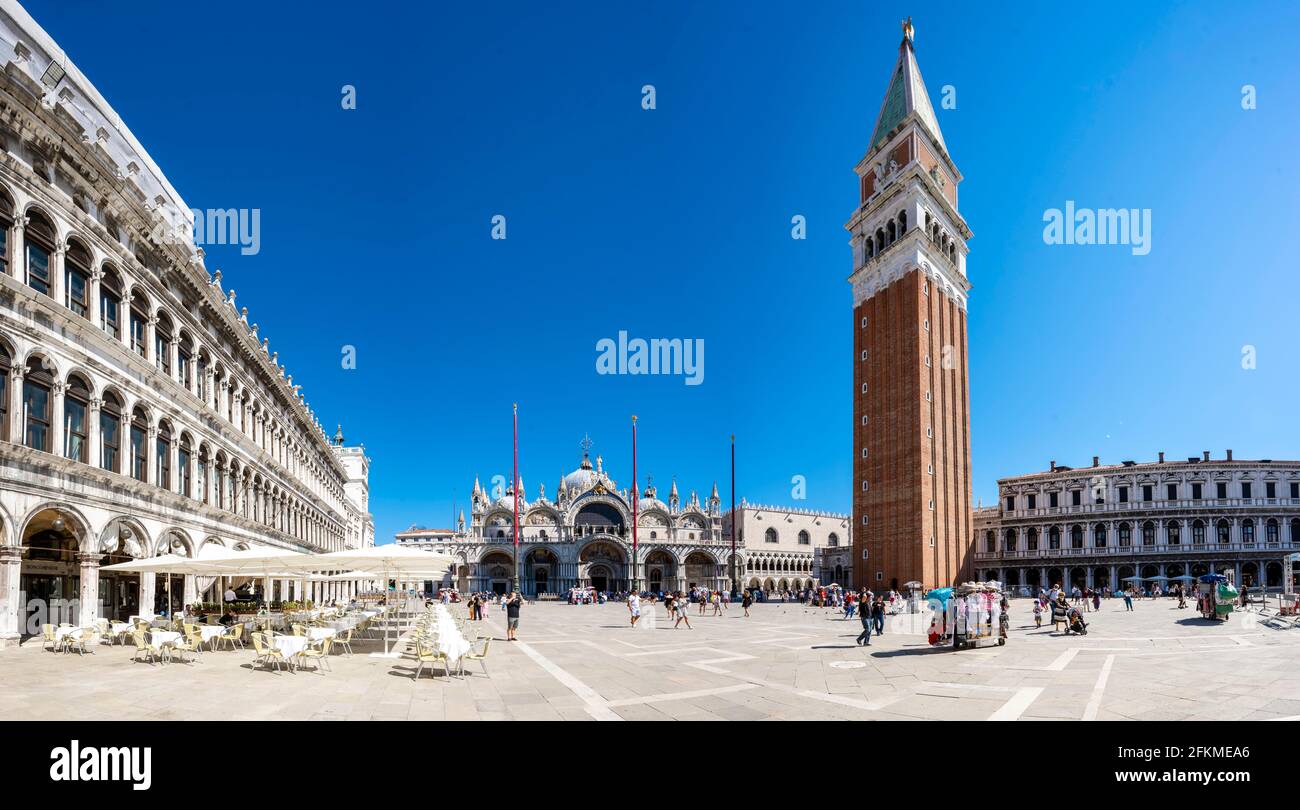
2;597;1298;721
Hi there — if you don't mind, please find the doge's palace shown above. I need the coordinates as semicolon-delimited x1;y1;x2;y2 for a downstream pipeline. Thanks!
0;1;373;644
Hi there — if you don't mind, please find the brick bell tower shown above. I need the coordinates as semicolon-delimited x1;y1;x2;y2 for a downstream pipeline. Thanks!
848;18;973;593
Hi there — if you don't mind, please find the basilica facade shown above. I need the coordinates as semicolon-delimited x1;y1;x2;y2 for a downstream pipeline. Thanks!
396;447;850;598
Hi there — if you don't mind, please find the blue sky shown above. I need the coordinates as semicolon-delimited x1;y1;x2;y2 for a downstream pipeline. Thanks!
23;1;1300;543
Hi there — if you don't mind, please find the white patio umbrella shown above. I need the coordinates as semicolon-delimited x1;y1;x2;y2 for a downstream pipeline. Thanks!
262;546;456;654
100;553;212;622
184;548;311;631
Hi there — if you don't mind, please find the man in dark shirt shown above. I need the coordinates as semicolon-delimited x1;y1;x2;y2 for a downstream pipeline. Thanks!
506;591;522;641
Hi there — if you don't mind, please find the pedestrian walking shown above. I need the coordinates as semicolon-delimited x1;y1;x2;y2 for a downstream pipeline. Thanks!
628;591;642;628
741;590;752;617
1123;589;1134;611
856;604;873;646
674;592;693;629
872;596;885;635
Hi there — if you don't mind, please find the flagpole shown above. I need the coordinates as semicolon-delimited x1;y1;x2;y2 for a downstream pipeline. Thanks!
512;403;520;595
631;415;638;595
730;433;737;597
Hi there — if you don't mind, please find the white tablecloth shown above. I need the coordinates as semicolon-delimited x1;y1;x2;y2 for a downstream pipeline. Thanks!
429;606;471;662
109;622;132;637
149;631;181;647
273;635;310;657
306;627;336;642
327;617;360;632
197;626;226;645
54;626;85;642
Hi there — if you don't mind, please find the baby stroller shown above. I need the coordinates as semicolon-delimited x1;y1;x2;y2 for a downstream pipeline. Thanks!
1065;607;1088;635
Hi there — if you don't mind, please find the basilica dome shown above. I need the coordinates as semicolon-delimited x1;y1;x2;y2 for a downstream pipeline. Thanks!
563;452;601;492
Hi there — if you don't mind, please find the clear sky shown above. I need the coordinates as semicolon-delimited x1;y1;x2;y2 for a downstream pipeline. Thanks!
22;1;1300;544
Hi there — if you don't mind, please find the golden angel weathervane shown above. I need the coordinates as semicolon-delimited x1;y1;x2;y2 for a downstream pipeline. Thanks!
902;16;914;43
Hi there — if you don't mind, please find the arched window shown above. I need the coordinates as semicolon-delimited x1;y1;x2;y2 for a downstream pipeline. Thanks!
765;527;778;543
1167;521;1180;545
1026;527;1038;551
156;421;172;490
1048;526;1060;549
214;452;227;508
1070;525;1083;548
196;350;209;402
99;392;121;470
1093;524;1107;547
1117;522;1131;546
0;342;9;442
828;532;839;547
154;312;172;374
100;266;122;339
1192;519;1206;545
177;332;192;390
886;219;896;245
178;434;192;497
197;445;209;504
1241;518;1255;544
63;374;91;462
129;293;148;358
1266;518;1279;544
985;530;996;552
1004;528;1016;550
1142;521;1155;546
130;407;148;482
23;358;52;451
798;530;810;545
65;240;91;317
875;228;885;252
1216;519;1230;544
0;187;12;277
1291;518;1300;544
23;211;55;296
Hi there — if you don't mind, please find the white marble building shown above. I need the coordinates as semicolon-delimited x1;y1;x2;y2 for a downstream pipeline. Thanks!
0;1;373;644
971;452;1300;592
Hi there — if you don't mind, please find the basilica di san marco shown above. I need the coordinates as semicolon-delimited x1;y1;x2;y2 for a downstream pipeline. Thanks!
393;445;848;598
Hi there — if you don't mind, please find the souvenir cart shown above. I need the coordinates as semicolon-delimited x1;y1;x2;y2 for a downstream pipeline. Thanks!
926;582;1006;650
1195;573;1237;621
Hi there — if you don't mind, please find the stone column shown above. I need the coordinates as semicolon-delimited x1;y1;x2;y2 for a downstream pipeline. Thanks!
168;336;180;382
50;380;66;456
1109;565;1118;593
87;397;102;469
50;241;66;308
7;365;24;443
146;424;158;485
168;437;180;494
119;413;133;477
0;547;23;641
77;551;100;626
121;290;136;351
145;314;158;367
88;267;103;330
9;216;26;283
139;572;156;616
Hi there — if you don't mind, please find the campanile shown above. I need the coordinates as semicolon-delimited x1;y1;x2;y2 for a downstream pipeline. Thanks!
848;19;973;592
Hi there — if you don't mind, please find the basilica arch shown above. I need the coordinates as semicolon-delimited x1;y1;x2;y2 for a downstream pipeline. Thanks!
579;539;627;593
